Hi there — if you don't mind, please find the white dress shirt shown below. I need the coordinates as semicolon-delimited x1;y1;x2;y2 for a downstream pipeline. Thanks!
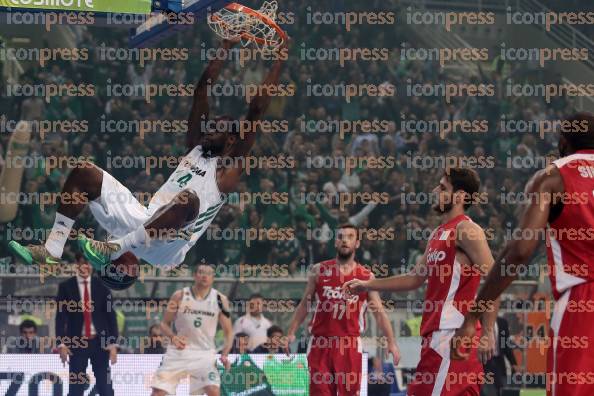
77;275;96;336
232;314;272;350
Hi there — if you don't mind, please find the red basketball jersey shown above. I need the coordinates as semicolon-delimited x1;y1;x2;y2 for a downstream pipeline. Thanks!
547;150;594;299
309;259;372;337
420;214;482;337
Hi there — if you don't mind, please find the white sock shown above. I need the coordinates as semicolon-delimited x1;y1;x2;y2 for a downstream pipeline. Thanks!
45;213;75;258
110;225;149;259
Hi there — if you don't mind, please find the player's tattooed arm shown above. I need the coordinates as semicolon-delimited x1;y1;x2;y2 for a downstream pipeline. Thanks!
286;263;319;345
160;290;186;350
187;39;237;150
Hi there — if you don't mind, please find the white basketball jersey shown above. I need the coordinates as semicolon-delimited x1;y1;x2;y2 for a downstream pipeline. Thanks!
173;286;221;351
145;145;224;264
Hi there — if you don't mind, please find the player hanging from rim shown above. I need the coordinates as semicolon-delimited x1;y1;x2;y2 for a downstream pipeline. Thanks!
452;113;594;396
9;39;287;286
151;264;233;396
344;167;498;396
286;224;400;396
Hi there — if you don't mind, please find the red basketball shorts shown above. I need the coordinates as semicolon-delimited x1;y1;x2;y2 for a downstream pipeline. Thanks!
547;282;594;396
307;335;363;396
407;329;484;396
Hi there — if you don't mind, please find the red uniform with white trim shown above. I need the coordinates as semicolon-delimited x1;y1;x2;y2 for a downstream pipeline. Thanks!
546;150;594;396
307;259;371;396
408;214;485;396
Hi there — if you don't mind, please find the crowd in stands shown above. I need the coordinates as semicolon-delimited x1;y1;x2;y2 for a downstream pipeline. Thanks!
0;0;579;302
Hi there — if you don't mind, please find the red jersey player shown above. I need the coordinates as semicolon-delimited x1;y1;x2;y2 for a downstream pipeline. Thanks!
287;224;400;396
345;167;497;396
453;112;594;396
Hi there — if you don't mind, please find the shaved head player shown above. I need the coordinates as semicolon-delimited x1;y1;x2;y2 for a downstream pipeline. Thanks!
9;39;286;288
452;112;594;396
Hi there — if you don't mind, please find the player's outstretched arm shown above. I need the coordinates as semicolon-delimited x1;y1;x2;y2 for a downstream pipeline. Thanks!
187;39;237;150
217;48;288;194
451;166;560;360
344;228;438;294
160;290;185;350
368;284;400;366
344;253;428;293
230;45;287;158
286;263;318;349
217;293;233;369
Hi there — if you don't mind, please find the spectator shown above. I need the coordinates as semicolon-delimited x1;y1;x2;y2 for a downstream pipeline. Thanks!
144;323;165;354
230;332;250;354
55;253;118;396
7;320;40;354
322;168;348;199
232;294;272;350
251;325;284;354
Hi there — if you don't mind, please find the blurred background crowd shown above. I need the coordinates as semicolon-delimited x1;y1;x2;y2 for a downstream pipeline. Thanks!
0;2;585;389
0;0;575;292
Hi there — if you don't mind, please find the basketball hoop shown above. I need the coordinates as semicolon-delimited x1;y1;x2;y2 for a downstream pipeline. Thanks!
208;1;287;51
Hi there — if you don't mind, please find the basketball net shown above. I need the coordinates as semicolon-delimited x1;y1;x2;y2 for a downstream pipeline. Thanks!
208;1;286;51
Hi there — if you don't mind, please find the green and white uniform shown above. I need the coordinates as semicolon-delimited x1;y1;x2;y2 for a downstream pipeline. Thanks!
88;145;224;266
151;287;222;395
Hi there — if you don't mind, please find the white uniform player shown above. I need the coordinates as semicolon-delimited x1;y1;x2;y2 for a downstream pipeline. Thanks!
88;145;224;266
151;265;233;396
8;39;286;283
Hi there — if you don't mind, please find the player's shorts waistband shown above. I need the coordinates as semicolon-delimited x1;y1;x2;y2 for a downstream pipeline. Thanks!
165;346;217;354
310;335;361;340
309;335;361;349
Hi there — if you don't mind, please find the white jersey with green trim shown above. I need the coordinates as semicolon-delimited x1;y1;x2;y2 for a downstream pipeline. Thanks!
144;145;225;264
172;287;221;351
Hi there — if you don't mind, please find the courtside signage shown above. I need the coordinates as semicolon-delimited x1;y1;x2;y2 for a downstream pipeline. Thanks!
0;0;151;14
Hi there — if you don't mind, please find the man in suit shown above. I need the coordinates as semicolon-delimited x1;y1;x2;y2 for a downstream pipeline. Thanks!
481;316;519;396
56;253;118;396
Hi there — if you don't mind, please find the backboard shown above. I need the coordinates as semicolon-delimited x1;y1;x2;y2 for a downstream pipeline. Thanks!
129;0;232;47
0;0;231;47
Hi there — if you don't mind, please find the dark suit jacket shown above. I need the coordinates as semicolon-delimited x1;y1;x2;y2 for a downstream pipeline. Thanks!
55;276;118;348
496;316;517;366
485;316;517;386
